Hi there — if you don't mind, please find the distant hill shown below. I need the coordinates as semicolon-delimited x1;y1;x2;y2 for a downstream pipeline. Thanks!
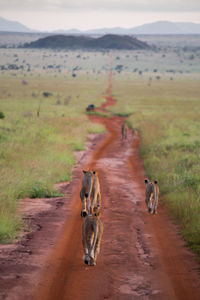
53;22;200;35
0;16;33;32
53;28;82;34
24;35;92;49
86;21;200;35
129;21;200;34
23;34;150;50
1;16;200;35
85;27;129;35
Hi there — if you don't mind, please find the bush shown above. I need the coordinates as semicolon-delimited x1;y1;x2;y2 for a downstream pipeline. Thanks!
18;182;63;199
0;111;5;119
115;65;123;73
43;91;52;97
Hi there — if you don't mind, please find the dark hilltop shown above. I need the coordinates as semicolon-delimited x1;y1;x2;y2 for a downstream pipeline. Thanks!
23;34;150;50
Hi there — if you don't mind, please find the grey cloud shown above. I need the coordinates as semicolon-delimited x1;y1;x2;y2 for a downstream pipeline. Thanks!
0;0;200;12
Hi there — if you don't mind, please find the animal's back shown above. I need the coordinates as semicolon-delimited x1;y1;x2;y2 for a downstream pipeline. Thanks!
146;182;154;197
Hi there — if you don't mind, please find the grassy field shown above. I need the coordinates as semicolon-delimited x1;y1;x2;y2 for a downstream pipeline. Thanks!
110;73;200;255
1;37;200;255
0;71;105;242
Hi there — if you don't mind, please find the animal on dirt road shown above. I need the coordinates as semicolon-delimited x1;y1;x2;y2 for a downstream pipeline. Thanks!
80;170;101;217
144;179;159;214
121;122;128;140
82;207;103;266
132;128;135;139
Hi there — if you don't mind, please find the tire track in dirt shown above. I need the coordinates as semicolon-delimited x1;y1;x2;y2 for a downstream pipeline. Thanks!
34;52;200;300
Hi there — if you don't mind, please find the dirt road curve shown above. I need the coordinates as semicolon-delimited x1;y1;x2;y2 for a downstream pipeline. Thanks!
34;68;200;299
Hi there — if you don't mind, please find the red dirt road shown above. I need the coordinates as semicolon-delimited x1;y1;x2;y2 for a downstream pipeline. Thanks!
34;62;200;299
34;118;200;300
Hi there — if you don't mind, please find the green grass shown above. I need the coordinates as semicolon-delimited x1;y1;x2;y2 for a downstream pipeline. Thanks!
1;45;200;253
111;74;200;256
86;110;110;118
18;181;64;199
113;110;133;117
0;73;105;243
0;214;21;243
87;123;105;134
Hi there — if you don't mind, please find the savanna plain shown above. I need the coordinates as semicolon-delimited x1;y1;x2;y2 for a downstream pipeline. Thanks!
0;33;200;261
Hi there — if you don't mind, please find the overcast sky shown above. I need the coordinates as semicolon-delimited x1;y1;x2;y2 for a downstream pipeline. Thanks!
0;0;200;31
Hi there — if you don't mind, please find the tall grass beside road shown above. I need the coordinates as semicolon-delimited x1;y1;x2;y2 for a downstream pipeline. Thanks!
0;75;105;242
112;75;200;255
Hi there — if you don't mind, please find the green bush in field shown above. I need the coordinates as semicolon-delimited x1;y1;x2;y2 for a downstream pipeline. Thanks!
0;111;5;119
17;182;64;199
43;91;52;97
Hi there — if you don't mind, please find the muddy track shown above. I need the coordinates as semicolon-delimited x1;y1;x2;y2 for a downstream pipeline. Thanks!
34;55;200;300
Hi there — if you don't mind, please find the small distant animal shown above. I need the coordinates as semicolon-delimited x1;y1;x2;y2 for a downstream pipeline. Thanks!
132;128;135;139
121;122;128;140
80;170;101;217
82;207;103;266
86;104;95;112
144;179;159;214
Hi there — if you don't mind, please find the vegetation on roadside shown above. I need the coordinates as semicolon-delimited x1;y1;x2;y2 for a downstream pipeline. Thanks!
112;75;200;255
0;74;105;242
1;40;200;254
0;111;5;119
86;110;110;118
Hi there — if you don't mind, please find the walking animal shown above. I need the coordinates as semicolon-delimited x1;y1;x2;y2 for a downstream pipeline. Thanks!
144;179;159;214
82;207;103;266
121;122;128;140
80;170;101;217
